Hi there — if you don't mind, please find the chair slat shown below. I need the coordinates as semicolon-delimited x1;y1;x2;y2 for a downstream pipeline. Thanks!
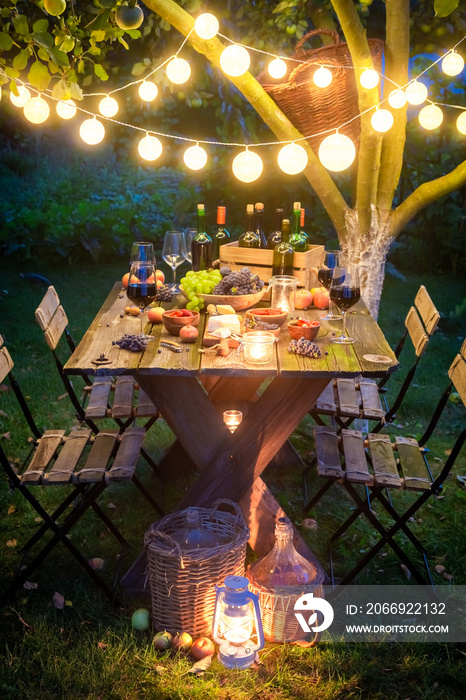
341;429;372;484
405;306;429;357
336;378;360;418
358;378;385;420
45;429;92;484
43;305;68;350
448;353;466;408
0;346;14;385
106;427;145;482
85;378;113;419
112;376;135;419
414;285;440;336
368;433;402;489
314;426;344;479
78;430;119;483
135;388;158;418
461;339;466;362
21;430;66;484
315;380;337;414
395;436;431;491
34;286;60;332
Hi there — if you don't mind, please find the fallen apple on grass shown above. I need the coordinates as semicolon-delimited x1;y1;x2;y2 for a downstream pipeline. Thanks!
171;631;193;652
190;636;216;660
131;608;150;631
152;630;173;650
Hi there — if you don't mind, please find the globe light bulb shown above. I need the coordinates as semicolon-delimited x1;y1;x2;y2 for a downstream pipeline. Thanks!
318;133;356;172
194;12;219;40
10;85;31;108
313;66;332;88
166;56;191;84
183;144;208;170
441;50;464;77
99;95;119;118
138;134;162;161
360;68;379;89
80;117;105;145
220;45;250;77
418;104;443;130
388;88;407;109
138;80;158;102
23;96;50;124
268;57;287;80
56;98;77;120
277;143;308;175
456;111;466;136
232;149;263;183
405;80;428;106
371;108;394;133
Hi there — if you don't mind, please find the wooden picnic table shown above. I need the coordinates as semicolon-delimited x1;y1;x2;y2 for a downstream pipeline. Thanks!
64;282;398;582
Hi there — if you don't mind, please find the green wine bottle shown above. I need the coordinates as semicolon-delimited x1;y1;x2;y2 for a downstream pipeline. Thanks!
238;204;260;248
255;202;267;248
289;201;308;252
267;208;284;249
272;218;294;276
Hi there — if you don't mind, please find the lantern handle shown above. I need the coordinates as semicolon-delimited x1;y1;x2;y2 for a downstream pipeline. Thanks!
249;589;265;649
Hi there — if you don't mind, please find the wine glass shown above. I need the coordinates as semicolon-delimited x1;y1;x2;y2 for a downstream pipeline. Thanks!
317;250;341;321
162;230;186;295
183;228;196;266
329;265;360;344
130;241;156;264
126;261;157;332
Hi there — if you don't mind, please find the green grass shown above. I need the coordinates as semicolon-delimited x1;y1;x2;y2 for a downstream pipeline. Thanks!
0;260;465;699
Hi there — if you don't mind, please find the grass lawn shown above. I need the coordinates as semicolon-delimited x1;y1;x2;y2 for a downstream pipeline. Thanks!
0;258;465;699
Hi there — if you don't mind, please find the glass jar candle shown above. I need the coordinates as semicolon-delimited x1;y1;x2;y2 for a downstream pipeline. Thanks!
269;275;298;312
241;331;275;364
223;410;243;433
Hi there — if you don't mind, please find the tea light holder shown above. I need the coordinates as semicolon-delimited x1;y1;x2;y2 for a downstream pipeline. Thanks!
241;331;276;365
223;410;243;433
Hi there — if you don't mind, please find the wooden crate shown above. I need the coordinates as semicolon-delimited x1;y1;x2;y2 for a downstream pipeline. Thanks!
219;241;324;288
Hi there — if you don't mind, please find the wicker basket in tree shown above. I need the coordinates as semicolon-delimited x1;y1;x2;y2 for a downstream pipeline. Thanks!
144;500;249;638
259;29;384;152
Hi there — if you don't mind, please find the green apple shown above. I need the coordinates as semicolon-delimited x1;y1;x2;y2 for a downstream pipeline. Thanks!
131;608;150;631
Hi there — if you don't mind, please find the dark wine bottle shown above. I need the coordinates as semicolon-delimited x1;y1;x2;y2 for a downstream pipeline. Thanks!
300;207;309;246
254;202;267;248
238;204;260;248
191;203;212;271
212;205;230;263
272;218;294;276
267;208;284;249
289;201;308;252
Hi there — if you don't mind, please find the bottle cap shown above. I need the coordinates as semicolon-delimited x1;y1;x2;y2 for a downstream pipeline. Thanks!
247;204;254;214
293;201;301;210
255;202;264;212
217;206;226;224
198;203;205;211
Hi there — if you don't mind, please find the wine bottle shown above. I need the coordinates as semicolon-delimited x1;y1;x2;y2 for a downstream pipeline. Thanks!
267;208;284;249
191;204;212;271
300;207;309;246
289;201;308;252
254;202;267;248
272;218;294;276
212;205;230;263
238;204;260;248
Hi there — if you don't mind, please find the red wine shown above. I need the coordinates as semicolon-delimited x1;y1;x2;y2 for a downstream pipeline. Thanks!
330;286;360;311
127;283;157;308
318;268;333;289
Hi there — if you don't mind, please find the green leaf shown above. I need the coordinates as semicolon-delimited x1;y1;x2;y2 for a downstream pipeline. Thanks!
88;45;101;55
125;29;141;39
118;36;129;50
48;61;60;74
131;61;146;76
33;19;49;33
38;47;50;62
85;9;111;31
0;32;13;50
52;79;68;100
434;0;459;16
12;14;29;36
13;48;29;71
32;31;54;49
49;47;69;67
28;60;50;91
94;63;109;80
91;29;106;42
69;81;83;100
5;66;20;78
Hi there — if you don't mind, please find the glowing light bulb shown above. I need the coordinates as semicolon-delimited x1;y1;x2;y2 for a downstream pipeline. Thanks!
388;89;406;109
138;134;162;161
418;104;443;130
220;45;250;77
80;117;105;145
405;80;428;106
10;85;31;108
277;143;308;175
318;133;356;172
166;56;191;84
56;99;76;120
138;80;158;102
456;111;466;136
194;13;219;40
360;68;379;89
441;50;464;77
313;66;332;88
23;96;50;124
268;57;287;79
99;95;119;117
371;108;394;133
232;149;263;183
183;144;207;170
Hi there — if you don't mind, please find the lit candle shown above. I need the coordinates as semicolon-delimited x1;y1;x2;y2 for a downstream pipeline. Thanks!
242;331;275;364
223;410;243;433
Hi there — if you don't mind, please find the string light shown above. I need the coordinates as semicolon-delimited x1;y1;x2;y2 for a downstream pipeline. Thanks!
56;98;77;119
194;13;219;40
388;89;407;109
10;85;31;107
318;133;356;172
166;56;191;84
418;104;444;130
99;95;118;117
360;68;379;89
405;80;428;105
183;143;208;170
220;44;251;77
457;111;466;135
441;50;464;76
277;142;308;174
23;96;50;124
268;57;287;79
371;108;394;133
313;66;332;88
80;117;105;145
138;80;158;102
138;133;162;161
232;149;263;182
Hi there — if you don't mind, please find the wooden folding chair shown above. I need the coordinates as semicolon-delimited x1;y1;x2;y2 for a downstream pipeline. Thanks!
0;339;158;602
307;340;466;587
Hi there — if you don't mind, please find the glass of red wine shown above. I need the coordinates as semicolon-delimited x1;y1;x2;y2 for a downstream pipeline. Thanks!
317;250;341;321
126;261;157;333
329;265;360;344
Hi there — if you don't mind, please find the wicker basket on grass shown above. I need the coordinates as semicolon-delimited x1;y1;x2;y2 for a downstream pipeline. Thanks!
144;500;249;638
259;29;384;152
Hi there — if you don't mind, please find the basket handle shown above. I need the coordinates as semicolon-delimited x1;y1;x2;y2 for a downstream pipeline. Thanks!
211;498;243;525
294;28;341;58
145;529;187;569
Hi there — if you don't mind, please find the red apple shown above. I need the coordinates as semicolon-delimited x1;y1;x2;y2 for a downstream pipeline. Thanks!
171;631;193;652
179;325;199;343
190;636;215;660
156;270;165;284
310;285;327;297
293;288;313;310
313;290;330;309
147;306;164;324
122;272;139;289
153;630;173;650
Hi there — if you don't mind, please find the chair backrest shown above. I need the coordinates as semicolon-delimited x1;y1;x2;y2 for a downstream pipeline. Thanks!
0;337;14;384
448;340;466;408
35;286;69;351
404;285;440;357
0;337;42;439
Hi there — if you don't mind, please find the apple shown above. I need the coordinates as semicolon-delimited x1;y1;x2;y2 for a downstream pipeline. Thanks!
190;636;215;660
313;290;330;309
147;306;164;324
171;631;193;652
156;279;164;290
115;4;144;30
122;272;139;289
293;288;313;310
153;630;173;650
179;325;199;343
156;270;165;284
131;608;150;631
310;286;327;297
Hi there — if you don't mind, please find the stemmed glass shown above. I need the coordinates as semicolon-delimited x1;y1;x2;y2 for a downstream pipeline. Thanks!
183;228;196;266
126;261;157;332
130;241;156;264
317;250;341;321
162;230;186;295
329;265;360;344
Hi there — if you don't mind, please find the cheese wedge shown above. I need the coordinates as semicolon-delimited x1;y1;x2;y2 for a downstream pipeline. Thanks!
207;315;241;334
216;304;236;315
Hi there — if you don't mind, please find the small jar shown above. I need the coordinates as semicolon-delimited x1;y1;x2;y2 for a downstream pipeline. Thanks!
241;331;275;364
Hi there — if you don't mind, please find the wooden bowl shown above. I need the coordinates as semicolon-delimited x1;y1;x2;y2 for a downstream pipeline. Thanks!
180;286;268;312
287;320;320;341
162;310;200;336
246;307;289;327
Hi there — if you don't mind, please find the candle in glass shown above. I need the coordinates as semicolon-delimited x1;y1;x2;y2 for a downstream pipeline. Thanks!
223;410;243;433
242;331;275;364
